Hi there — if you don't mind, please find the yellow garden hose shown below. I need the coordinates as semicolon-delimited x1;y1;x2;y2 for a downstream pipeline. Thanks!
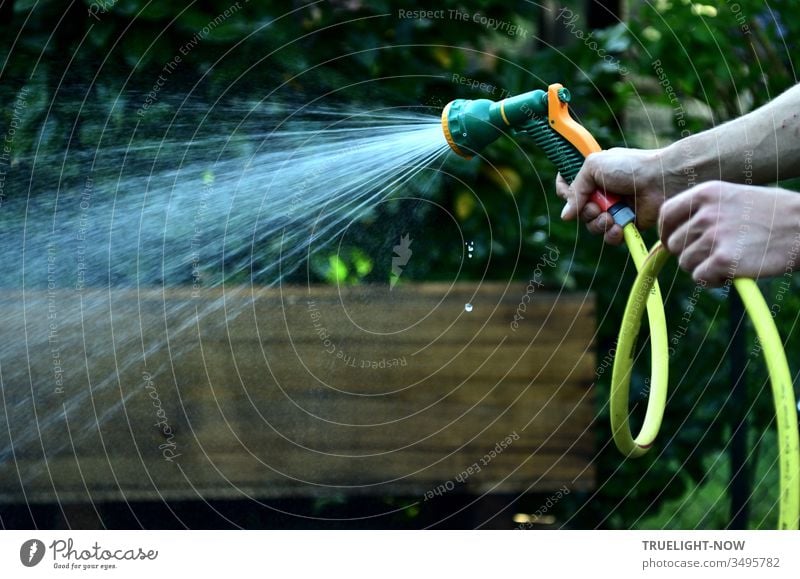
610;225;670;458
610;238;800;529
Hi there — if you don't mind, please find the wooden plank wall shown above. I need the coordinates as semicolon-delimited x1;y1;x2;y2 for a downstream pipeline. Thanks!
0;283;596;503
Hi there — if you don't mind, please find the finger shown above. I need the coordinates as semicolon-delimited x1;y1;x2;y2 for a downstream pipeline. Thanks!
665;218;704;255
586;213;614;236
658;185;709;244
557;174;574;219
675;231;715;274
555;173;569;201
691;255;727;287
566;158;600;218
603;224;624;246
580;201;601;223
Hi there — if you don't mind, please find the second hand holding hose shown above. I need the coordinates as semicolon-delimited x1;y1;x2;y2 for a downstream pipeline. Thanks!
441;83;799;529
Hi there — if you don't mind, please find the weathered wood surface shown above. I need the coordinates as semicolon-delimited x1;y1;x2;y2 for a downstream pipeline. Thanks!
0;283;596;503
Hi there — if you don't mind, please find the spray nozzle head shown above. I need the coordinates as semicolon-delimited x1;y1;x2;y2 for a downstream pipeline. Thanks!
441;89;549;159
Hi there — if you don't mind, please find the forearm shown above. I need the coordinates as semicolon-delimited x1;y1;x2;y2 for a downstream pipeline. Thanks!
660;84;800;191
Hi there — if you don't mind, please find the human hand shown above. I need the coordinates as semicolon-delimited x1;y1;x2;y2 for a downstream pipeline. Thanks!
556;148;676;245
659;181;800;286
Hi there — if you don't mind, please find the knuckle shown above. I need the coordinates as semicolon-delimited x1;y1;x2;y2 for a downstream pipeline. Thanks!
703;227;724;250
691;269;709;284
693;180;722;204
658;199;674;221
677;250;696;271
609;232;624;245
584;152;601;169
586;220;602;235
665;231;683;254
710;246;734;271
580;204;599;221
693;208;716;229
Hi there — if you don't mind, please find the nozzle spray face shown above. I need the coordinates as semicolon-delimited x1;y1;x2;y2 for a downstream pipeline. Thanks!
441;99;500;159
440;101;470;159
441;90;548;158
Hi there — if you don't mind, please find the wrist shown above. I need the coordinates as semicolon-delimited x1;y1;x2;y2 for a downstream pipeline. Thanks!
781;191;800;272
644;143;691;200
656;142;696;197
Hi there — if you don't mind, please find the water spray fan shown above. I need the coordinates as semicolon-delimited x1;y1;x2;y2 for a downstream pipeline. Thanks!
442;83;800;530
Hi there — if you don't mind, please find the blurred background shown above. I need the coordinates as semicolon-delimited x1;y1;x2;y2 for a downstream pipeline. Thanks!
1;0;798;529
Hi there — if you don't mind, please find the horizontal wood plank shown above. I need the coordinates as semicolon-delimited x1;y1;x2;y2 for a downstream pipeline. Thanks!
0;283;597;503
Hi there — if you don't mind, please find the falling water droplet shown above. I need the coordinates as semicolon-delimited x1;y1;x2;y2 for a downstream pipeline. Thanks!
464;303;473;312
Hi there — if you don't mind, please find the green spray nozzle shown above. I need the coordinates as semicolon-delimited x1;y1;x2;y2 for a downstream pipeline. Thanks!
441;89;550;159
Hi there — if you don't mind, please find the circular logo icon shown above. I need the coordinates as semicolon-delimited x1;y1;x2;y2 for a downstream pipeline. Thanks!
20;539;45;567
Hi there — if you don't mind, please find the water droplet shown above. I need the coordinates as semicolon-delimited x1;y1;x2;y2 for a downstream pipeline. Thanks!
464;303;473;312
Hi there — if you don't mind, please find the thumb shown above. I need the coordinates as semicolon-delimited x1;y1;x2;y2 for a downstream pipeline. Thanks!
561;162;597;221
555;173;576;220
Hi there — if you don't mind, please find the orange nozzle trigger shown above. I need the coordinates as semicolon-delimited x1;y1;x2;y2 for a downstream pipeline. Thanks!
547;83;621;213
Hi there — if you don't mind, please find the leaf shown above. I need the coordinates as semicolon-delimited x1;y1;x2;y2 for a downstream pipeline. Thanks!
454;190;476;220
483;165;522;195
327;255;349;284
